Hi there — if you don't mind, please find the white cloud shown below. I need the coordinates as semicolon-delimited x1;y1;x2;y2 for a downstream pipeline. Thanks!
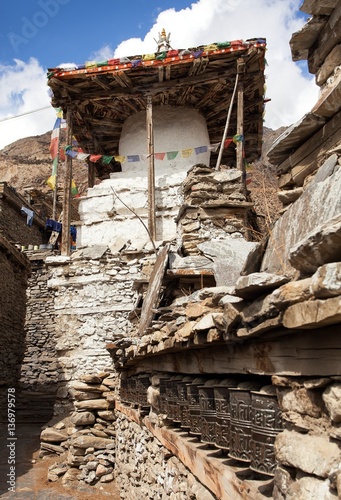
0;0;320;150
0;57;55;149
113;0;319;130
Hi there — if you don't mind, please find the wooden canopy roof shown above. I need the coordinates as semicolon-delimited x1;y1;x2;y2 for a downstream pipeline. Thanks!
48;39;266;174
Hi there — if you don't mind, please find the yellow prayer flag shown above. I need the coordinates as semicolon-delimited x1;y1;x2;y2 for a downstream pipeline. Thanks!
114;155;127;164
47;175;56;191
181;148;194;158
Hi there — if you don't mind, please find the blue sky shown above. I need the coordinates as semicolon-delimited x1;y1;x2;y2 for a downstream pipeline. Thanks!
0;0;318;149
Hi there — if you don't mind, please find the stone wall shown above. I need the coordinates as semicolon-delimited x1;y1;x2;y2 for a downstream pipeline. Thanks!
273;375;341;500
45;247;146;407
0;241;30;421
115;413;215;500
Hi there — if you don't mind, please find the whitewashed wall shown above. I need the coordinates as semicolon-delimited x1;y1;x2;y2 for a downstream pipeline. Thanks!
78;106;210;248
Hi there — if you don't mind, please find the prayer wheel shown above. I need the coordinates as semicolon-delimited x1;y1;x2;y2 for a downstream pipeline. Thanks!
159;375;171;414
135;374;151;408
166;375;183;423
213;378;239;450
250;385;283;476
229;381;263;462
199;379;221;445
188;377;207;436
177;376;194;428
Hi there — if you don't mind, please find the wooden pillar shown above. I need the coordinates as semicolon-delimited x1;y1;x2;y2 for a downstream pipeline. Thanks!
61;107;72;256
88;160;95;188
236;58;245;188
146;95;156;241
52;155;58;220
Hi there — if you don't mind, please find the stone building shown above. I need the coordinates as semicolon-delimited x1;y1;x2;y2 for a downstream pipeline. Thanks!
7;1;341;498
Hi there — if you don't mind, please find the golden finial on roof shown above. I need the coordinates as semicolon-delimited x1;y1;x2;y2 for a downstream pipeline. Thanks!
154;28;172;52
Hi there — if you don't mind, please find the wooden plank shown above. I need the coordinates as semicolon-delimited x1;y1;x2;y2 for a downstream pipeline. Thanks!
116;402;270;500
138;244;169;336
276;111;341;175
0;235;30;269
308;0;341;74
316;44;341;85
132;325;341;376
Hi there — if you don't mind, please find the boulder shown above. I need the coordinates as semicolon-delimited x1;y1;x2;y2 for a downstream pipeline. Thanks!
270;278;313;309
286;476;338;500
261;165;341;275
74;399;109;410
275;430;341;478
70;411;96;426
72;435;114;449
310;262;341;298
40;428;68;443
323;383;341;423
289;214;341;274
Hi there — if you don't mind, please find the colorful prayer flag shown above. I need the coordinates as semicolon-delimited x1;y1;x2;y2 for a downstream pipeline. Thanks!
114;155;127;164
49;118;61;159
154;152;166;160
224;139;233;149
101;155;114;165
167;151;179;160
127;155;140;162
71;179;79;196
194;146;207;155
46;175;56;191
89;154;102;162
181;148;193;158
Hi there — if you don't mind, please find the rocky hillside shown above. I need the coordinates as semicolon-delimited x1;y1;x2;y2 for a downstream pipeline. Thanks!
0;126;285;231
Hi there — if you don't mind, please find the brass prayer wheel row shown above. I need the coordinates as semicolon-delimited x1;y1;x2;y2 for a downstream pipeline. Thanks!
120;374;283;476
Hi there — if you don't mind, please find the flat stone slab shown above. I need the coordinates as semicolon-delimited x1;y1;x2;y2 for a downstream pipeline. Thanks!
283;296;341;329
198;239;258;286
235;272;290;299
289;214;341;274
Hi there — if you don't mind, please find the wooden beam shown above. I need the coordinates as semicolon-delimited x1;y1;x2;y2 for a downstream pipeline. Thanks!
236;59;245;179
88;161;95;188
116;402;270;500
146;95;156;241
127;325;341;377
61;107;72;256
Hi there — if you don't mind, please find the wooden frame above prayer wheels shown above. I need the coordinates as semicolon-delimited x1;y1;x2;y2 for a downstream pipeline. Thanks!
47;39;267;176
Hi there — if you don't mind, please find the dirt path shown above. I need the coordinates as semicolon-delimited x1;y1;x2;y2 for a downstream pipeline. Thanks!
0;424;120;499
